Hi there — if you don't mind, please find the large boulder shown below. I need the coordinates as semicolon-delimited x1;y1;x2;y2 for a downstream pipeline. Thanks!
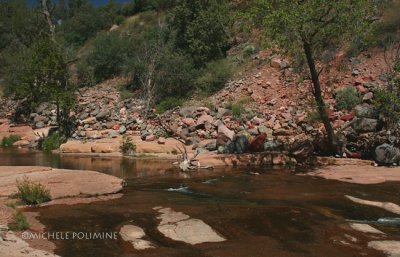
288;140;314;161
355;104;378;119
234;135;249;154
218;124;235;140
375;144;400;165
248;133;267;152
353;118;378;133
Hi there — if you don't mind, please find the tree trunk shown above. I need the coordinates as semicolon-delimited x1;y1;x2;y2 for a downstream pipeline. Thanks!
42;0;56;42
303;42;336;153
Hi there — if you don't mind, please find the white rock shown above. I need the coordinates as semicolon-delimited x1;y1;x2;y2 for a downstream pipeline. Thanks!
156;207;225;245
349;223;385;234
368;241;400;257
119;225;154;250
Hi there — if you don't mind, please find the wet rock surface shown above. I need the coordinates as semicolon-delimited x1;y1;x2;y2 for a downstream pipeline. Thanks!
155;207;225;245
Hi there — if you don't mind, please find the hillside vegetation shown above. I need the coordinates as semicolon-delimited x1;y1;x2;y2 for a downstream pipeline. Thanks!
0;0;399;159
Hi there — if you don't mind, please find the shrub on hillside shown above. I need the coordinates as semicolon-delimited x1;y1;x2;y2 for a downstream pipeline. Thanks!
374;88;400;128
195;59;233;95
155;51;196;100
61;5;106;46
156;97;184;113
225;96;251;119
76;60;96;87
86;31;129;82
335;86;362;111
114;15;125;25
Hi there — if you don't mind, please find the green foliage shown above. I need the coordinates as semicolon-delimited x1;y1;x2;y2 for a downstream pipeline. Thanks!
243;45;257;56
61;3;106;46
155;50;196;100
306;110;322;123
76;60;96;87
156;97;185;113
336;86;362;111
261;0;372;63
1;135;21;147
118;85;135;100
8;211;29;231
225;96;251;119
374;88;400;128
114;15;125;25
0;0;44;50
5;38;76;134
368;1;400;47
170;0;231;66
14;176;52;205
86;31;129;82
120;135;136;155
195;59;233;95
124;26;196;108
41;132;66;151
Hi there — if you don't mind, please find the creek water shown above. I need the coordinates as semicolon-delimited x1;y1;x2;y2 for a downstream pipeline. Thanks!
1;148;400;257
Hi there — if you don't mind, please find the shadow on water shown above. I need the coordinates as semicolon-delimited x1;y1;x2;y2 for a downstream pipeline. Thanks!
1;149;400;257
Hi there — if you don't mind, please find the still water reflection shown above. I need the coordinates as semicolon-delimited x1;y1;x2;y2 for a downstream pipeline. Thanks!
1;148;400;257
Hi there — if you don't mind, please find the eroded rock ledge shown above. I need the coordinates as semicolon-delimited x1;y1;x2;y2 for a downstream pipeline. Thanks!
0;166;124;257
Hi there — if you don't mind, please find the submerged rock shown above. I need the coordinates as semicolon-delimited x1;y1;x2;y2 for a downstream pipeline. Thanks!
155;207;225;245
353;118;378;133
119;225;154;250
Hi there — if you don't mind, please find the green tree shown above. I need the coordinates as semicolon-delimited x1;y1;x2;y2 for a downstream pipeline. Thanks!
60;3;105;46
170;0;231;66
257;0;372;153
85;31;130;82
0;0;44;50
5;39;76;135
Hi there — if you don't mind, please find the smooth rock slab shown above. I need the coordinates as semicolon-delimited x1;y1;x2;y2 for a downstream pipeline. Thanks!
346;195;400;215
119;225;154;250
0;231;59;257
349;223;385;234
368;241;400;257
155;207;225;245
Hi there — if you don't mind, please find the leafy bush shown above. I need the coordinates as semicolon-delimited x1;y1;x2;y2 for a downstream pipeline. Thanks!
76;60;96;87
14;176;51;205
118;85;135;100
170;0;231;66
155;51;196;100
41;132;65;151
306;110;322;123
335;86;362;111
225;96;251;119
114;15;125;25
195;59;233;95
8;211;29;231
243;45;257;56
156;97;184;113
374;88;400;128
61;5;106;46
368;1;400;47
2;135;21;147
120;135;136;155
86;31;129;82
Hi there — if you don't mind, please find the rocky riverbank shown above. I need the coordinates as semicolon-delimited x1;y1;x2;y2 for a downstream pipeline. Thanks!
0;166;124;257
0;51;397;167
